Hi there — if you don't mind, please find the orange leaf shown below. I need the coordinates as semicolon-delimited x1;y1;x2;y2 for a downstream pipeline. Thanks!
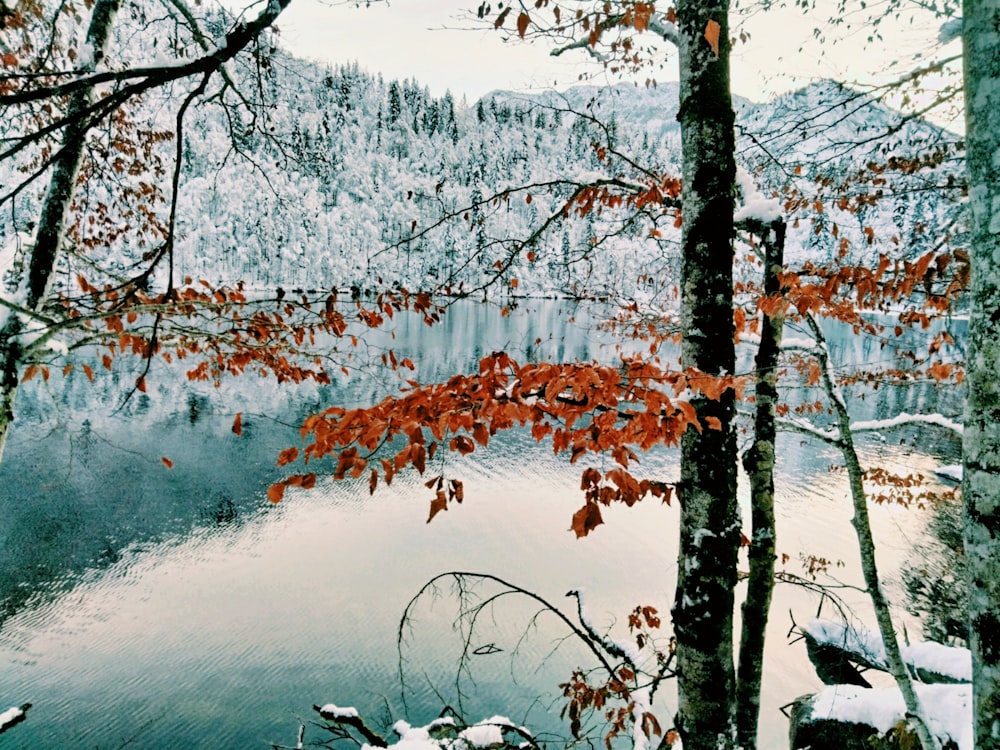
517;11;530;37
267;482;286;504
427;490;448;523
161;457;174;469
704;415;722;430
102;354;113;371
1;52;17;67
633;2;653;31
451;434;476;455
703;19;721;57
63;364;73;377
571;502;604;538
369;469;379;495
806;361;821;386
412;444;427;474
136;375;146;393
232;412;243;436
21;364;38;383
277;447;299;466
82;364;94;382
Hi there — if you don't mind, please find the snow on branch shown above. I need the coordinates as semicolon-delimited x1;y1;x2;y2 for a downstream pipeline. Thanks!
803;618;971;684
733;167;783;225
849;412;963;438
0;704;30;735
566;588;641;667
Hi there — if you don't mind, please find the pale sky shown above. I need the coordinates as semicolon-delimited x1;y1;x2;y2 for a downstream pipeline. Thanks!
268;0;960;109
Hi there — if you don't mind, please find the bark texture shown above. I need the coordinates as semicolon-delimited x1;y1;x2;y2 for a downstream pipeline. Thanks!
962;0;1000;743
735;223;785;750
672;0;739;746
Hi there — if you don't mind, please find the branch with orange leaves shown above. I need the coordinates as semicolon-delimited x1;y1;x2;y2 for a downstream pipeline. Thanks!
270;352;745;536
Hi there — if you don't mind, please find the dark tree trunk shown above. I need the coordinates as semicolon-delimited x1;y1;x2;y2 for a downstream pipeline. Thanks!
736;223;785;749
961;0;1000;743
672;0;739;746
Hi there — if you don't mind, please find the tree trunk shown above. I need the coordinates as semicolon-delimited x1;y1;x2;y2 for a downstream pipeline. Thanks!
806;315;938;750
0;0;122;463
961;0;1000;744
672;0;739;746
736;223;785;750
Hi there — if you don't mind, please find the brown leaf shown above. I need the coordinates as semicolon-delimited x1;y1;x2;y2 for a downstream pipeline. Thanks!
369;469;379;495
704;19;721;57
277;447;299;466
161;457;173;469
517;11;530;37
427;490;448;523
633;2;653;31
232;412;243;436
451;434;476;455
571;502;604;538
412;444;427;474
267;482;286;504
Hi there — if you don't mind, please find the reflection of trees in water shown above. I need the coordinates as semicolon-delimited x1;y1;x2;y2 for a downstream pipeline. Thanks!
902;494;968;645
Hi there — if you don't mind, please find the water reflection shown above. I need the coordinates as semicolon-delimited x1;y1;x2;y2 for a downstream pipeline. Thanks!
0;300;964;748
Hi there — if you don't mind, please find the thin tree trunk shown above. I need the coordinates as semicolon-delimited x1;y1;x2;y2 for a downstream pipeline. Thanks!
806;314;939;750
0;0;122;463
672;0;739;745
735;222;785;750
961;1;1000;746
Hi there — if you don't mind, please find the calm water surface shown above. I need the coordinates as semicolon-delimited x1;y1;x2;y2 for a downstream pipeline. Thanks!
0;300;963;748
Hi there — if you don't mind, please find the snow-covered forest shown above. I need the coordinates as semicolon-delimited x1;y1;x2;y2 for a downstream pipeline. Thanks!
2;33;965;301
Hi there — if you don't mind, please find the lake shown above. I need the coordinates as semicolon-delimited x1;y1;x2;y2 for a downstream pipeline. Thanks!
0;299;964;749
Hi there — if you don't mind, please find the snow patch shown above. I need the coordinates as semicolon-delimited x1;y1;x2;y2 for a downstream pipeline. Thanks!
805;683;971;750
803;619;972;682
935;464;963;483
0;706;24;730
319;704;360;719
938;18;962;45
734;167;783;224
